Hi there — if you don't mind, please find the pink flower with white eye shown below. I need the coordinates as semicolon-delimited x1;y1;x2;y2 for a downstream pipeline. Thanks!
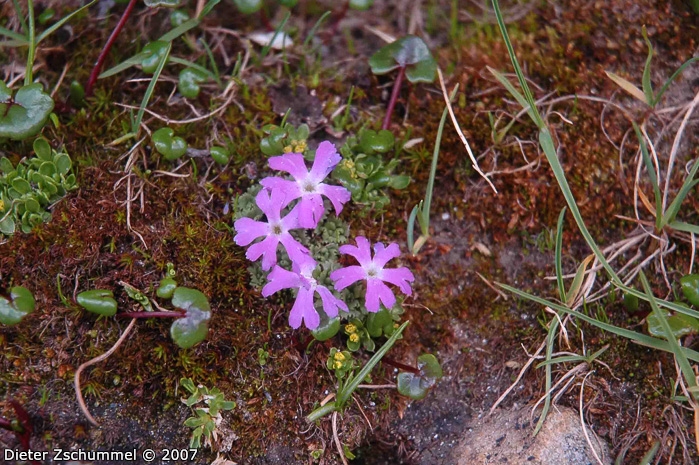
260;141;351;228
330;236;414;312
262;260;348;330
233;188;312;271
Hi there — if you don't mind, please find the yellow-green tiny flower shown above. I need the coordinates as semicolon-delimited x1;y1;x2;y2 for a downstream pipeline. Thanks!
334;351;346;361
333;361;343;370
345;323;357;334
349;333;359;343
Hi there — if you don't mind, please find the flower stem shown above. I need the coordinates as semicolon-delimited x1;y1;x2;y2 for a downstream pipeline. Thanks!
24;0;35;85
85;0;138;97
116;311;186;319
381;66;406;130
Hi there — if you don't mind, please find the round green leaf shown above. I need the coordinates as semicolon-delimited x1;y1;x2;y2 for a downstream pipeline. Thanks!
647;306;699;338
178;68;207;99
54;154;72;175
156;277;178;299
359;129;394;154
680;274;699;307
152;127;188;161
39;161;56;177
396;354;443;400
77;289;118;316
312;317;341;341
388;174;410;189
210;146;230;165
0;286;35;326
24;198;40;213
171;287;211;313
368;35;437;83
234;0;263;14
366;309;392;338
0;82;55;140
33;137;52;161
11;178;31;194
69;80;86;108
170;308;210;349
0;216;15;235
0;157;14;174
141;41;170;74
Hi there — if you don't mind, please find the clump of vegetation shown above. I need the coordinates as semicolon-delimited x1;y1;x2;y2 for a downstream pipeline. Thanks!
180;377;236;449
0;138;77;235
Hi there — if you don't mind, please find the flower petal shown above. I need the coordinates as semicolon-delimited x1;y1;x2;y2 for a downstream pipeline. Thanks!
246;236;280;270
330;265;365;291
373;242;401;268
338;236;372;266
316;285;348;318
309;141;341;183
260;177;301;207
233;217;269;246
289;287;319;329
297;194;325;228
262;266;301;297
365;278;396;312
279;234;313;267
318;183;351;216
268;153;309;180
381;267;415;295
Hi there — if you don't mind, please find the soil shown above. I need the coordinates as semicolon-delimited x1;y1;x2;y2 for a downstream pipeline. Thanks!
1;0;699;464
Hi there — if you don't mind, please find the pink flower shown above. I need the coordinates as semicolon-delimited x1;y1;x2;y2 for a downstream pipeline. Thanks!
233;189;312;270
262;260;348;330
260;141;351;228
330;236;414;312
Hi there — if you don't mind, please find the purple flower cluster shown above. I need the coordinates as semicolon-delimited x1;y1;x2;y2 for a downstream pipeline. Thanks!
234;141;414;330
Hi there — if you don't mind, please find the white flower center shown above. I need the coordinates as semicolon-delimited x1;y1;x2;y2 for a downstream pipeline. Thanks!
365;264;381;278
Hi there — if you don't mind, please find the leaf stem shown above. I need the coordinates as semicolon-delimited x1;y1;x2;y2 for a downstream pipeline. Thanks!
116;311;186;319
382;66;406;130
85;0;138;96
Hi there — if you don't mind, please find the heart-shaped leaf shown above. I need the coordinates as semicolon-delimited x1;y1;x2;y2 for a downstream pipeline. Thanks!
178;68;207;99
141;41;170;74
0;82;55;140
680;274;699;307
396;353;443;400
233;0;263;14
312;317;341;341
170;287;211;349
359;129;394;154
0;286;36;326
152;127;188;160
349;0;374;10
647;306;699;338
369;35;437;83
77;289;118;316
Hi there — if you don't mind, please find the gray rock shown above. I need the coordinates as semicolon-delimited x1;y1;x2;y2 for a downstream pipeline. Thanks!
455;406;611;465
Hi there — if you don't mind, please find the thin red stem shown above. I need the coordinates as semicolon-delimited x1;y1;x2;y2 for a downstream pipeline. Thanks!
259;8;274;32
381;356;419;374
116;311;186;319
85;0;138;97
381;66;406;130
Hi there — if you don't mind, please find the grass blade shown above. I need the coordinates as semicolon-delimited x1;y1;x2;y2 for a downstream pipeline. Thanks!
487;66;534;121
36;0;98;45
303;10;331;48
533;316;558;436
604;71;647;104
407;204;418;253
0;26;28;44
259;12;290;61
133;41;171;134
639;272;697;398
633;123;662;229
640;26;654;106
652;57;699;106
661;159;699;226
555;207;567;302
668;221;699;234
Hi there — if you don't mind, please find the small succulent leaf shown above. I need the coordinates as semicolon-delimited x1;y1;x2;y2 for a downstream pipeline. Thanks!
359;129;394;154
33;137;52;161
11;178;30;194
54;154;72;175
0;157;14;174
183;417;202;428
144;0;181;6
311;317;341;341
388;174;410;189
170;309;210;349
233;0;263;14
0;286;35;325
69;80;86;107
178;68;207;99
180;377;197;393
156;277;178;299
141;41;170;74
647;306;699;338
367;172;391;189
623;292;639;312
152;127;188;160
349;0;374;10
0;216;15;235
0;82;55;140
24;198;40;213
681;274;699;307
209;146;230;165
76;289;118;316
39;161;56;177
